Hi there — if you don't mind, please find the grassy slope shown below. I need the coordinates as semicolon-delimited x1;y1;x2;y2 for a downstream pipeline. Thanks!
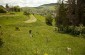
22;3;57;12
0;12;85;55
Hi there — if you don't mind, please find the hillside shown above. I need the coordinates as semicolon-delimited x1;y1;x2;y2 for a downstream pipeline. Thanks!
39;3;57;10
22;3;57;12
0;12;85;55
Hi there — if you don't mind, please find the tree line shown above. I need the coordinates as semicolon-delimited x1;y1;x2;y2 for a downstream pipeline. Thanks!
0;4;21;13
55;0;85;36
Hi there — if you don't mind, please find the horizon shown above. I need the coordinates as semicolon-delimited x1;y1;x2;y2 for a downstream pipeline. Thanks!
0;0;57;7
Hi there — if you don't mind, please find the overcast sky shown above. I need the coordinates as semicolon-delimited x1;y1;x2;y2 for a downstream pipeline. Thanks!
0;0;57;7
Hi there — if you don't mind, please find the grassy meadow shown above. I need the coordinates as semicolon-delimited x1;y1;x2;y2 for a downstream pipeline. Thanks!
0;12;85;55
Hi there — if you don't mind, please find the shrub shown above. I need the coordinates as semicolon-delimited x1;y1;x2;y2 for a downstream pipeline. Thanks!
13;6;21;12
0;9;7;13
15;27;20;31
10;12;15;15
0;38;4;47
45;14;53;26
73;26;80;35
0;5;7;13
63;26;75;34
73;24;83;35
63;26;82;35
82;27;85;34
63;26;70;33
58;25;64;32
0;25;1;28
57;24;85;36
24;11;30;16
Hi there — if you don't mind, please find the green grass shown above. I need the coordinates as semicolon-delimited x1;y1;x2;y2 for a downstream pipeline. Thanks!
0;12;85;55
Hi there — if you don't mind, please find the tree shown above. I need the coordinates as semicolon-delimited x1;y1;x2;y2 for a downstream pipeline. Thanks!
77;0;85;25
13;6;21;12
0;5;7;13
6;4;9;12
10;6;21;12
6;4;9;8
56;0;85;27
67;0;85;26
55;0;85;35
55;0;68;27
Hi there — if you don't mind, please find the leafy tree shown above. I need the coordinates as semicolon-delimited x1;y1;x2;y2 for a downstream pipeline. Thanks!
6;4;9;12
6;4;9;8
13;6;21;12
10;6;21;12
0;5;7;13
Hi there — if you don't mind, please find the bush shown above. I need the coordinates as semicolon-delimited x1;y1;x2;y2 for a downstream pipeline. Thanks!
24;11;30;16
63;26;82;35
73;24;84;35
81;27;85;34
63;26;75;34
73;26;81;35
0;25;1;28
15;27;20;31
0;9;7;13
0;5;7;13
57;24;85;36
58;25;64;32
45;14;53;26
10;12;15;15
0;38;4;47
13;6;21;12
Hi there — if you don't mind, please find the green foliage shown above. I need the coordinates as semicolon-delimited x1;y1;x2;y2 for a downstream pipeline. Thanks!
6;4;9;8
13;6;21;12
0;13;85;55
58;24;85;36
10;12;15;15
64;26;81;35
56;1;67;27
45;14;53;26
55;0;85;36
6;4;9;12
82;28;85;34
0;38;3;47
10;6;21;12
63;26;75;34
0;5;7;13
15;27;20;31
24;11;30;16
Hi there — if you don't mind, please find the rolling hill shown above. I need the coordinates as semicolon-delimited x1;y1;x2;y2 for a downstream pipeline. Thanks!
22;3;57;12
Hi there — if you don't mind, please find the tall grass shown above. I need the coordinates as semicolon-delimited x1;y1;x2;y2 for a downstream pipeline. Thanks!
0;13;85;55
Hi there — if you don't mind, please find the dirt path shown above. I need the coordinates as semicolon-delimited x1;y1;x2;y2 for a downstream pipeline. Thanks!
24;15;37;23
0;15;19;17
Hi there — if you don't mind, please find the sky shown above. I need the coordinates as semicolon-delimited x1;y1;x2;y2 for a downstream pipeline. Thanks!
0;0;57;7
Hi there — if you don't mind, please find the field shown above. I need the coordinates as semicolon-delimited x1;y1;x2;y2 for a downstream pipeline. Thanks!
0;12;85;55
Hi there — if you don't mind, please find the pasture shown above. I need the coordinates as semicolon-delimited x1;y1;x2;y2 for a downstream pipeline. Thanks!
0;12;85;55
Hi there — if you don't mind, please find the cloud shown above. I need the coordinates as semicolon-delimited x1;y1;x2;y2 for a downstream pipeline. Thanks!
0;0;57;7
